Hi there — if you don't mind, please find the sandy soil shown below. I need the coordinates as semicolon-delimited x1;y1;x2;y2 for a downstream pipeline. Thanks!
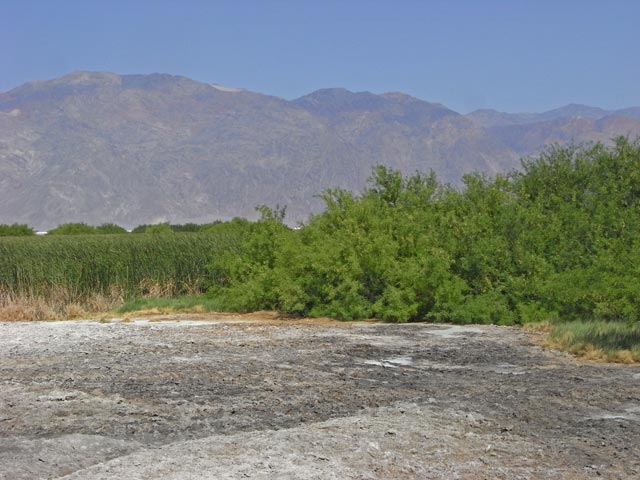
0;315;638;479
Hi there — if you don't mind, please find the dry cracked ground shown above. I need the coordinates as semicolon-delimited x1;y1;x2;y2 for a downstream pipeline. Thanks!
0;315;639;479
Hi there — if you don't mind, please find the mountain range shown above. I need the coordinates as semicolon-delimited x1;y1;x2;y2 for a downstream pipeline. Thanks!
1;71;639;229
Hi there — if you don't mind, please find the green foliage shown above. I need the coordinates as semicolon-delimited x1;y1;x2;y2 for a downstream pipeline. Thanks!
144;223;174;235
95;223;128;234
207;207;291;312
549;320;640;361
199;217;251;235
169;223;202;233
132;221;246;233
117;295;225;313
131;224;149;234
208;138;640;325
0;224;34;237
49;222;128;235
6;139;640;332
131;223;174;234
48;222;97;235
0;230;245;303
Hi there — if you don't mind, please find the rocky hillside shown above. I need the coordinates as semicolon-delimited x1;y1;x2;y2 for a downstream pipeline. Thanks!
1;71;639;228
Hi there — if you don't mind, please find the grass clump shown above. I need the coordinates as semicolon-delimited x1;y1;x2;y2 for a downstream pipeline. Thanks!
0;286;121;321
547;321;640;363
117;295;224;314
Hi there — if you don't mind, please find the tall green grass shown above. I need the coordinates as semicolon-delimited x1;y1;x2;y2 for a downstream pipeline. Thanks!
548;320;640;362
0;232;241;304
116;295;225;313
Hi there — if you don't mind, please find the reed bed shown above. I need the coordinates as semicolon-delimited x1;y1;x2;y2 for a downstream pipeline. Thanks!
0;232;239;319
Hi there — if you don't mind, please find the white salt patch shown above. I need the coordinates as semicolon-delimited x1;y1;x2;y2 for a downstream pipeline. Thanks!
363;360;397;368
490;364;527;375
425;326;483;338
363;357;413;368
386;357;413;366
587;404;640;422
127;319;248;327
19;319;243;327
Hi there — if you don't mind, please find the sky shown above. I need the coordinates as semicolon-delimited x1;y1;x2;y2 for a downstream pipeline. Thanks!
1;0;639;113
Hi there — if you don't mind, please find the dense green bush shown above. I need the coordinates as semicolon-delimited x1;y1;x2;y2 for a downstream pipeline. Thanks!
131;221;250;234
95;223;128;234
131;223;173;234
208;138;640;324
0;224;34;237
144;223;175;235
168;223;203;233
48;222;99;235
47;223;128;235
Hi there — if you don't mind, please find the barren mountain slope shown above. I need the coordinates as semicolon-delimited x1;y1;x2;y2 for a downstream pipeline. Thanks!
1;71;639;228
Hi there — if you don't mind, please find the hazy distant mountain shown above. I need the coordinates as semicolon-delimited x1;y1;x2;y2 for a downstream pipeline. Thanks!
1;71;639;229
614;107;640;120
467;103;640;128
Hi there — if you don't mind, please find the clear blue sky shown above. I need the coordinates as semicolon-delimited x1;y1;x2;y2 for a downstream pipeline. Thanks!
2;0;638;113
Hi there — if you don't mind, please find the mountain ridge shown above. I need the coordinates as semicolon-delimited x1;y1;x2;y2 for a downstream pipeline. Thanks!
468;103;640;128
1;71;639;229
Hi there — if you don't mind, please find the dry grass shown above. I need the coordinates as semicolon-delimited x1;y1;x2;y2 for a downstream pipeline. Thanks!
0;294;115;321
137;279;179;298
543;336;640;364
0;283;159;321
522;321;553;334
529;320;640;364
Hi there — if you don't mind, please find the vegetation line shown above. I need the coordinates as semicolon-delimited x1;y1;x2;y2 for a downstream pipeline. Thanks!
1;138;639;360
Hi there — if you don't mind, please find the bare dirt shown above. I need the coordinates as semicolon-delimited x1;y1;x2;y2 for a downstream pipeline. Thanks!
1;315;638;479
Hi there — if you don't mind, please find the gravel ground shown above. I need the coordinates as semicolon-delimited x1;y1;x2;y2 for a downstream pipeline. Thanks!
0;315;638;479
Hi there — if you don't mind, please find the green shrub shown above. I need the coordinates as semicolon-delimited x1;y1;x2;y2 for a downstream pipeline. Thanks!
208;138;640;324
144;223;174;235
48;223;97;235
0;224;34;236
95;223;128;234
